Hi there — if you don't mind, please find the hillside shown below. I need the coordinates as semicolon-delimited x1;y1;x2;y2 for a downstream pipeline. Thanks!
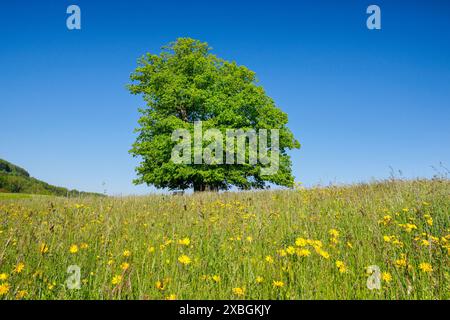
0;159;104;197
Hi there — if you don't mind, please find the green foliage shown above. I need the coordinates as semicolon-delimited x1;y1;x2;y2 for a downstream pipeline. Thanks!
0;159;103;197
128;38;300;191
0;159;30;177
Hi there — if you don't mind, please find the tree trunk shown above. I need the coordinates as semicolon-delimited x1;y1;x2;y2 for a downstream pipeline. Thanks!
193;182;218;192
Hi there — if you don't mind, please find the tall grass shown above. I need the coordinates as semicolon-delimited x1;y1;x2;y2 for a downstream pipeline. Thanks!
0;179;449;299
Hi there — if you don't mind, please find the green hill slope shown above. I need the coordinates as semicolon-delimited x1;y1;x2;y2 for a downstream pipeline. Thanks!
0;159;104;197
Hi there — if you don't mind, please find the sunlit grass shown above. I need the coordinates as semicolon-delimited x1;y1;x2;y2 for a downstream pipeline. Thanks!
0;193;33;200
0;179;449;299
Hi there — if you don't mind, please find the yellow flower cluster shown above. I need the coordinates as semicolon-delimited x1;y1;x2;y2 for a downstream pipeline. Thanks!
335;260;347;273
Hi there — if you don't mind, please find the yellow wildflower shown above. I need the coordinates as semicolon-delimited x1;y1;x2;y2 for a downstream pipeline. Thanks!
256;276;264;284
329;229;340;238
273;280;284;288
69;244;79;254
296;248;311;257
111;275;122;285
13;262;25;274
265;255;274;264
16;290;28;299
379;215;392;225
178;238;191;246
39;243;49;254
120;262;130;271
392;239;404;248
156;280;165;291
123;250;131;257
286;246;295;255
382;272;392;283
310;240;323;248
315;248;330;259
232;287;245;297
295;237;307;247
165;294;177;300
399;223;418;233
424;214;433;226
335;260;347;273
0;283;10;296
0;273;8;281
80;243;89;249
395;254;407;268
212;275;221;283
178;254;191;265
419;262;433;273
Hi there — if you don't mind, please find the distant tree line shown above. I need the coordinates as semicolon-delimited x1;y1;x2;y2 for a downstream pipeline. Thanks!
0;159;30;177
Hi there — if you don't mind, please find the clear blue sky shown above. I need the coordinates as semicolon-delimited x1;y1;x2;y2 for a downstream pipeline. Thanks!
1;1;449;195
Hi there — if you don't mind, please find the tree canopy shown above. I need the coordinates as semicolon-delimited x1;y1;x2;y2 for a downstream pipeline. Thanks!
128;38;300;191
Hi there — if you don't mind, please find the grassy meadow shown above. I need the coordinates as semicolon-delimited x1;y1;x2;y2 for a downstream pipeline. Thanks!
0;179;449;300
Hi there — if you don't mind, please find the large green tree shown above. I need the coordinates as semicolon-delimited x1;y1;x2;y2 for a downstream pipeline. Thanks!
128;38;300;192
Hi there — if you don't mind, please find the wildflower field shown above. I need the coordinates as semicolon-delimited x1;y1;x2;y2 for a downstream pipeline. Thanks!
0;179;449;300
